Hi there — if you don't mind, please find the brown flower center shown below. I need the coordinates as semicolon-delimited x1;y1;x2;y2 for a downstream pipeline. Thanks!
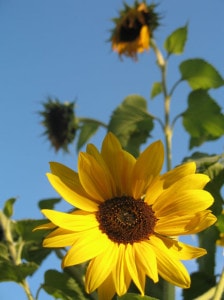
96;196;157;244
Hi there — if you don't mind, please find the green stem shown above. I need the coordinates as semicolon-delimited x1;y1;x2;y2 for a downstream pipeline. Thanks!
151;40;173;171
151;39;175;300
213;267;224;300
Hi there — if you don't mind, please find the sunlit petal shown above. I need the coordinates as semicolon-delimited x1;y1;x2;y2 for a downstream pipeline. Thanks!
134;241;158;283
85;242;119;293
62;228;111;267
156;210;217;235
78;152;114;201
47;173;98;211
41;209;98;231
149;236;191;288
132;140;164;199
153;190;214;217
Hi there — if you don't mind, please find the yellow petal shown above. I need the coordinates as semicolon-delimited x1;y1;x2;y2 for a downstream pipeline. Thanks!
43;228;77;248
49;162;87;197
148;236;191;288
166;173;210;192
161;162;196;189
158;236;207;260
125;243;144;295
101;132;122;156
78;152;114;201
85;242;119;293
41;209;98;231
62;228;111;267
86;143;117;195
47;173;98;212
112;244;131;296
153;190;214;217
101;132;136;195
156;211;217;235
134;241;158;283
132;140;164;199
97;273;116;300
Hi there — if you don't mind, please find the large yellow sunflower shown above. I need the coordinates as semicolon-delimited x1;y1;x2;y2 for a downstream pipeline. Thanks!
37;132;216;299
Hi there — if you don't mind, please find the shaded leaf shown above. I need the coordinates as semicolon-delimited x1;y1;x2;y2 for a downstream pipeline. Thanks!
0;242;9;261
197;226;220;276
150;82;162;99
0;261;38;283
182;272;216;300
14;219;52;265
43;269;87;300
182;90;224;149
77;121;99;151
183;152;222;173
108;95;154;157
164;25;188;55
118;294;158;300
216;213;224;233
179;58;224;89
38;198;61;210
3;198;16;218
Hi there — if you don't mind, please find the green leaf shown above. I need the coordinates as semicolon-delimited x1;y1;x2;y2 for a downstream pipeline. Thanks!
182;272;216;300
14;219;52;265
3;198;16;218
43;269;87;300
108;95;154;157
183;151;224;215
0;242;10;261
38;197;61;210
179;58;224;89
164;25;188;55
150;82;162;99
182;90;224;148
216;213;224;233
118;293;158;300
77;121;99;151
0;261;38;283
197;226;220;276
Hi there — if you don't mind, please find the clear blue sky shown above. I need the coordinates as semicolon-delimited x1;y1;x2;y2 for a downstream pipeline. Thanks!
0;1;224;299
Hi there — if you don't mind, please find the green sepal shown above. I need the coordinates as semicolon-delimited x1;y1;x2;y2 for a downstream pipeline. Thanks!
179;58;224;89
108;94;154;157
164;25;188;55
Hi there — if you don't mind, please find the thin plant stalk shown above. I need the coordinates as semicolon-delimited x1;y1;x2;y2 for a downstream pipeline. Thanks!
151;39;175;300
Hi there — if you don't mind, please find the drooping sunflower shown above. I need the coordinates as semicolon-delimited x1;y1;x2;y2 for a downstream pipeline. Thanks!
40;98;77;152
110;1;159;59
36;132;216;299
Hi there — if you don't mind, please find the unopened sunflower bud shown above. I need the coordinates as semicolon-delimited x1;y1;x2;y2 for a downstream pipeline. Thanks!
40;98;77;152
110;1;160;59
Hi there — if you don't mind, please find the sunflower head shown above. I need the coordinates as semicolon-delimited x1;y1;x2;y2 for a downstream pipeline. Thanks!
110;1;160;59
40;98;77;152
36;132;217;299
